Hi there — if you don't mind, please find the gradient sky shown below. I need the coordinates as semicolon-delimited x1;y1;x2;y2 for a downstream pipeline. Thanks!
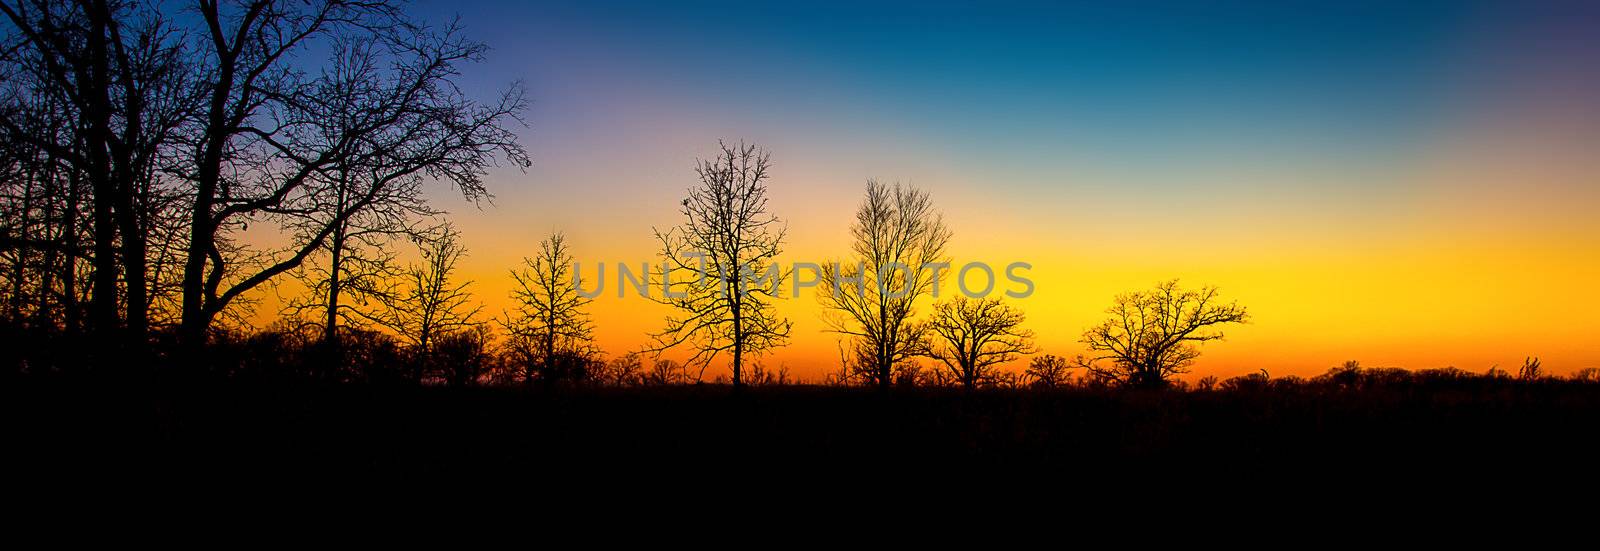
291;0;1600;381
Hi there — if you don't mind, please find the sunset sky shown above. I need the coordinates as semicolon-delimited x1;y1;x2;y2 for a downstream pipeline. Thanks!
273;0;1600;381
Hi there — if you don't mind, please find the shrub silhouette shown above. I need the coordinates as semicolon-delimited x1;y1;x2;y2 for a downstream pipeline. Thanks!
1519;357;1544;381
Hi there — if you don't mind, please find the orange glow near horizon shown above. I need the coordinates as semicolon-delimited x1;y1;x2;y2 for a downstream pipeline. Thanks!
250;125;1600;383
245;2;1600;383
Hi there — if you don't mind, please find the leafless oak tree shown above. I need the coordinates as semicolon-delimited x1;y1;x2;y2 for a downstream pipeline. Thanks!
819;180;951;390
503;231;595;384
924;296;1034;388
1077;279;1248;388
650;141;790;388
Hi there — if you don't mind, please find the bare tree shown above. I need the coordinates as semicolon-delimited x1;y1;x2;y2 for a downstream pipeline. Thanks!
1;0;525;375
1;0;122;340
650;140;790;388
0;0;198;353
641;357;692;386
173;0;527;356
1024;354;1075;389
923;296;1034;389
818;180;951;390
590;352;643;387
280;153;441;369
431;323;491;387
1077;279;1248;388
366;225;481;381
0;122;93;337
503;231;595;384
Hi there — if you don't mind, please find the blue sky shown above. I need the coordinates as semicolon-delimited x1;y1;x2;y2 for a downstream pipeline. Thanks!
389;0;1600;378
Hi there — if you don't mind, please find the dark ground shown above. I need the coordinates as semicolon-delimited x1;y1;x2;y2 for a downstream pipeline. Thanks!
8;375;1599;493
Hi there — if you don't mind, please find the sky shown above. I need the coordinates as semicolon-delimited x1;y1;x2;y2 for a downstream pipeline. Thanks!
306;0;1600;381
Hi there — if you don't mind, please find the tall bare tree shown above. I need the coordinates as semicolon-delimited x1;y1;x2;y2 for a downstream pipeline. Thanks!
366;225;481;382
650;141;790;388
173;0;527;357
0;122;92;338
924;296;1034;389
281;156;440;366
1077;279;1249;388
0;0;197;354
819;180;951;390
503;231;595;383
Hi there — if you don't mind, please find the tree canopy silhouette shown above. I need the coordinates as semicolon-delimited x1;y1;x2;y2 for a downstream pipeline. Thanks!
924;296;1034;389
819;180;951;390
649;140;791;388
0;0;198;357
173;1;527;357
365;225;481;381
1024;354;1075;389
0;0;526;373
1077;279;1248;388
503;231;595;384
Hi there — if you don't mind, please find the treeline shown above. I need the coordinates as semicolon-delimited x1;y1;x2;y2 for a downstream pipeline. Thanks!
5;2;1591;390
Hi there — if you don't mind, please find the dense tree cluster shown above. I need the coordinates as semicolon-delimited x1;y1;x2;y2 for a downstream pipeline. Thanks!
0;0;526;375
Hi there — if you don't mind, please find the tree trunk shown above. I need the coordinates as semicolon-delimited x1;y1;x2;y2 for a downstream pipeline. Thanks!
322;221;345;376
83;4;121;349
179;50;235;359
61;170;81;336
9;175;32;321
542;292;555;381
36;160;57;329
112;93;148;354
731;288;743;388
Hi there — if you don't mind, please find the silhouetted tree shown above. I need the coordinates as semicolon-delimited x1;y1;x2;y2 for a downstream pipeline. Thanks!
1;0;525;372
1077;279;1248;388
0;126;96;343
923;296;1034;389
910;362;953;387
742;362;790;386
172;0;526;358
337;327;405;383
1024;354;1074;389
642;358;692;385
0;0;198;355
1322;360;1363;388
1518;357;1543;381
1218;369;1271;391
366;226;481;381
988;370;1024;389
503;231;594;384
819;180;951;390
432;324;492;387
650;141;790;388
281;154;442;367
591;352;643;386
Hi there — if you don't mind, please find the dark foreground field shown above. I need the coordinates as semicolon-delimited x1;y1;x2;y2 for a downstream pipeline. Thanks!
9;376;1600;492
